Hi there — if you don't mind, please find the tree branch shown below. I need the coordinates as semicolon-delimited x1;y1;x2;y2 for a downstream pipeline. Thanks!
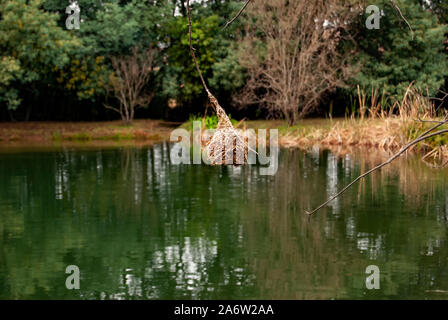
389;0;414;40
104;104;121;114
222;0;252;30
415;118;447;124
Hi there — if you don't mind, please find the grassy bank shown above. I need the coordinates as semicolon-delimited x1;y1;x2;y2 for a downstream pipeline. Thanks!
278;117;447;165
0;120;179;144
1;116;446;165
273;86;447;166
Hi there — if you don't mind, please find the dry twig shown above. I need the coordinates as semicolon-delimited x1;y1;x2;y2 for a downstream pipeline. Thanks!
389;0;414;39
222;0;252;30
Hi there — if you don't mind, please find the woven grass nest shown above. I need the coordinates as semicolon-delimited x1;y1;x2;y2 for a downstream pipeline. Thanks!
204;92;248;165
186;1;248;166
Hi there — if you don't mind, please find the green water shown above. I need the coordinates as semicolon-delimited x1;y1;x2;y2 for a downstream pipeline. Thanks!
0;143;447;299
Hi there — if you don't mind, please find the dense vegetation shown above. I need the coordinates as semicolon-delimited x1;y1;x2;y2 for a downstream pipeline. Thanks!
0;0;447;123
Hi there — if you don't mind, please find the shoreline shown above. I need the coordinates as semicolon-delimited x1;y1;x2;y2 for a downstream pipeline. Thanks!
0;119;178;145
0;118;446;165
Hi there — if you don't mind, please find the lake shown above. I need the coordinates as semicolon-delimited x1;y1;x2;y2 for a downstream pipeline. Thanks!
0;143;447;299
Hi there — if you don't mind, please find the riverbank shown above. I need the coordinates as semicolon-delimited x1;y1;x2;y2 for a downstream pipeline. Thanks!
0;118;446;164
276;118;447;166
0;120;179;144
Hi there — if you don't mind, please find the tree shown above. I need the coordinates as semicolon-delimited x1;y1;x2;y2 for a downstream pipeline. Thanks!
104;47;156;124
234;0;359;124
0;0;80;118
353;0;448;101
39;0;171;120
0;56;22;116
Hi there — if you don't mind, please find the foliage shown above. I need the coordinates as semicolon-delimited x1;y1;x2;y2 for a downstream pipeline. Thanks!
56;56;110;101
1;0;448;121
160;4;244;107
423;0;448;23
353;0;448;101
0;0;81;110
51;0;169;103
187;113;237;129
78;0;167;56
0;56;22;110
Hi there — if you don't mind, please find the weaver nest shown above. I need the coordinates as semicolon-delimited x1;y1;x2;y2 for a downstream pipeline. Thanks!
204;93;248;165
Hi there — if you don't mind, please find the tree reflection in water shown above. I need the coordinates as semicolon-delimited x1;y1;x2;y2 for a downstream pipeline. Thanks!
0;144;446;299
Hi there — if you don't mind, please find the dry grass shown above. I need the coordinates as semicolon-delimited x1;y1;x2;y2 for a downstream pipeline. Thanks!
280;118;405;149
278;84;448;166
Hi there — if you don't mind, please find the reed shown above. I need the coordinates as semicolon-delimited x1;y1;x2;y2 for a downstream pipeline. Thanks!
279;84;448;166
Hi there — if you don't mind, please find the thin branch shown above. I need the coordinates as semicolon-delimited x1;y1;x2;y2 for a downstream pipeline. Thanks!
222;0;252;30
104;104;121;113
389;0;414;40
306;118;448;216
415;118;447;124
186;0;211;95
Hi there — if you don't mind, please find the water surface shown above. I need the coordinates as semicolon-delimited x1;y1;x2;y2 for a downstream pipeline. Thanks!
0;143;447;299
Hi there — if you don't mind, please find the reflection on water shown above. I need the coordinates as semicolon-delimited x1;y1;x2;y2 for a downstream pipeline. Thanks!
0;143;447;299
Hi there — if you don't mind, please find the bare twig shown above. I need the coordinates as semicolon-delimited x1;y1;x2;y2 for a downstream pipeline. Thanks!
222;0;252;30
306;118;448;216
415;118;447;124
389;0;414;40
104;104;121;114
186;1;210;95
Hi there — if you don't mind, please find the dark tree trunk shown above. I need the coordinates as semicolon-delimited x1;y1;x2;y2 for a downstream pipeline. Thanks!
179;0;187;16
24;104;32;122
7;108;16;122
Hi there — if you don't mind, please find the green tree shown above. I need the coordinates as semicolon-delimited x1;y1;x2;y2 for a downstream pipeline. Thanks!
0;56;22;111
0;0;80;114
353;0;448;100
42;0;170;117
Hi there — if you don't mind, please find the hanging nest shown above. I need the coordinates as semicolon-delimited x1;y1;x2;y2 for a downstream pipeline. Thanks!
186;0;248;166
204;92;248;165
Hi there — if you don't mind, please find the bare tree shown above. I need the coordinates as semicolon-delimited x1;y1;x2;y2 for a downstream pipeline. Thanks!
235;0;360;125
105;47;156;124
